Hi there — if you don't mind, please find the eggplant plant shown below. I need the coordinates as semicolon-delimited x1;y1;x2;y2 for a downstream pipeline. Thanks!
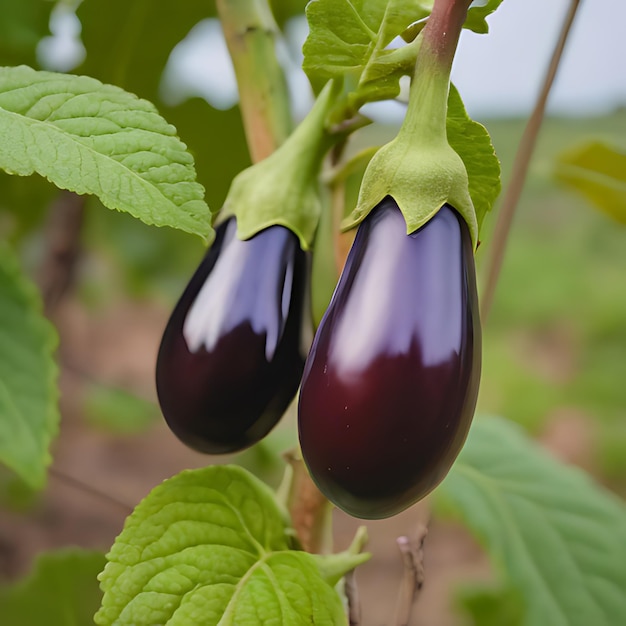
1;1;624;625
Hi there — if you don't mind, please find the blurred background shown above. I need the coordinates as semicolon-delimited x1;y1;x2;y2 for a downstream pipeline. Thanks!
0;0;625;624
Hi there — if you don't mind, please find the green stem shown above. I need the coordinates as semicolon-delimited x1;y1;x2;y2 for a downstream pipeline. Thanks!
401;0;472;144
216;0;292;162
345;0;477;243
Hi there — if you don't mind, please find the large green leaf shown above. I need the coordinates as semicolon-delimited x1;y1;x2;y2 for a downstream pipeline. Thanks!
447;83;501;235
436;416;626;626
0;244;58;490
0;549;106;626
554;141;626;225
96;465;368;625
0;0;52;68
0;66;212;240
161;98;251;213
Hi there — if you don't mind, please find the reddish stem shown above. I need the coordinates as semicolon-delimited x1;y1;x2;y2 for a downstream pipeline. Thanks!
402;0;472;143
421;0;473;71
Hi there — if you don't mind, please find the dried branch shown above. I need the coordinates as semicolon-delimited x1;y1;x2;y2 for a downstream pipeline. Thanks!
394;523;429;626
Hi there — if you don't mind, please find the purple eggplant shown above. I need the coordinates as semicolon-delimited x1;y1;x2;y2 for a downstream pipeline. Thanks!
156;218;306;454
298;197;481;519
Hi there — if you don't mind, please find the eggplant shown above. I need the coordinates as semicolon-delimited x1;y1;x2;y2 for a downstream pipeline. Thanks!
156;218;306;454
298;197;481;519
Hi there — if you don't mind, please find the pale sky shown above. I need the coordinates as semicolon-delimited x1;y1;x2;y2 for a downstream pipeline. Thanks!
452;0;626;117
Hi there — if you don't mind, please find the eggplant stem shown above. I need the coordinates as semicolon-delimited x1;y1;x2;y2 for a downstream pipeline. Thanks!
216;0;292;162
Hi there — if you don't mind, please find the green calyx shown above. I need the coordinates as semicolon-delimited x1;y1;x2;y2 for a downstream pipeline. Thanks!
342;32;478;248
222;80;340;250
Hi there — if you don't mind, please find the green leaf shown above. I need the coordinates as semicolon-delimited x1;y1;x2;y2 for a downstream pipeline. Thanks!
464;0;505;34
303;0;427;103
0;0;52;67
96;465;368;625
303;0;506;106
554;141;626;225
447;84;501;235
0;244;58;490
0;65;212;240
0;548;106;626
436;416;626;626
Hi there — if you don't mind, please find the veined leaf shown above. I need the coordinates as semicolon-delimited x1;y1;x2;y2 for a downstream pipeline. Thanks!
554;141;626;225
0;65;212;240
96;465;368;625
303;0;506;106
447;83;501;234
303;0;428;102
436;416;626;626
0;549;106;626
0;244;58;490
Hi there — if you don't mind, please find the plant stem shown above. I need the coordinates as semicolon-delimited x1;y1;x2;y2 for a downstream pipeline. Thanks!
216;0;292;162
480;0;582;321
281;450;334;554
393;525;428;626
401;0;472;143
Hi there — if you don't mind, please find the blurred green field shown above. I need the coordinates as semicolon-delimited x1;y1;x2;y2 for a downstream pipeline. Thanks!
475;109;626;486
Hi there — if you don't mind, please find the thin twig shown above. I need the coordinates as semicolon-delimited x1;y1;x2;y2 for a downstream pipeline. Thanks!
393;524;428;626
49;466;134;514
480;0;582;321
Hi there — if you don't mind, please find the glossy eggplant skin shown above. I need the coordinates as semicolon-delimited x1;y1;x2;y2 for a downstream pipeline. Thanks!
156;218;306;454
298;197;481;519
